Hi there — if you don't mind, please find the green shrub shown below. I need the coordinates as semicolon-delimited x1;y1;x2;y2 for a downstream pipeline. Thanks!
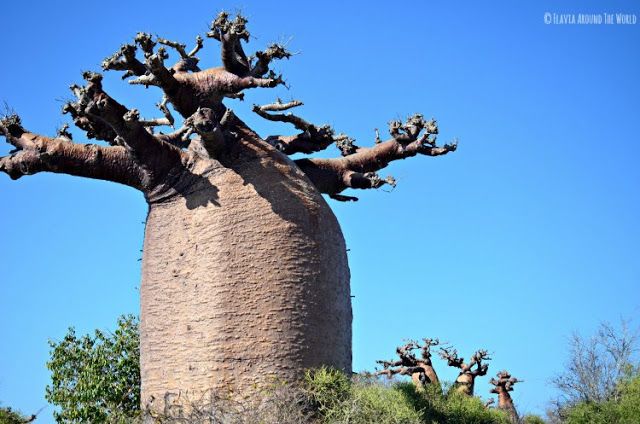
305;369;513;424
522;415;546;424
617;375;640;423
563;375;640;424
0;406;33;424
305;367;352;418
439;391;510;424
305;370;421;423
348;379;423;424
45;315;140;423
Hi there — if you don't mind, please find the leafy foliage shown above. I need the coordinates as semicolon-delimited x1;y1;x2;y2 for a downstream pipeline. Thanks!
0;406;33;424
304;368;512;424
562;374;640;424
43;317;543;423
521;415;546;424
45;315;140;423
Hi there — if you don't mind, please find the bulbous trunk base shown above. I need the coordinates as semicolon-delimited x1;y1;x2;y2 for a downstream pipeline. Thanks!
139;154;351;408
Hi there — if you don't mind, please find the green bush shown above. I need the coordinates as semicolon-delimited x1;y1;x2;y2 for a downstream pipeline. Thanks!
304;369;513;424
45;315;140;423
305;367;352;418
347;379;423;424
0;406;33;424
617;375;640;422
437;391;510;424
305;370;421;423
43;317;541;424
522;415;546;424
563;375;640;424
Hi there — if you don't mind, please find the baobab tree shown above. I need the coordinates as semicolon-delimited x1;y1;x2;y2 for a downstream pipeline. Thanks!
489;370;522;423
0;11;456;408
439;347;491;396
375;338;443;391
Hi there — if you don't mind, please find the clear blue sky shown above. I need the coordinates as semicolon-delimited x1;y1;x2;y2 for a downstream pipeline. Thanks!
1;0;638;421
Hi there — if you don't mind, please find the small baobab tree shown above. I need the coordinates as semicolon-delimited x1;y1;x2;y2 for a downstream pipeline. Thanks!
375;338;443;391
489;370;522;423
439;347;491;396
0;10;456;408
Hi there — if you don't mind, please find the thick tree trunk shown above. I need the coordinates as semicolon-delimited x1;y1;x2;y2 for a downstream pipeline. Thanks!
424;365;440;388
139;144;352;406
454;374;475;396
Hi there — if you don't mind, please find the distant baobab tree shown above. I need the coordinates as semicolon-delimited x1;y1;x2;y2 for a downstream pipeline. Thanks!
439;347;491;396
375;339;443;391
489;370;522;423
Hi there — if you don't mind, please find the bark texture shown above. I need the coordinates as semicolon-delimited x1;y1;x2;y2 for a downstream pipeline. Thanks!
140;143;351;404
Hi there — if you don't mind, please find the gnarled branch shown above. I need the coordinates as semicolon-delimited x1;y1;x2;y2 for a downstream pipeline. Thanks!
157;35;203;73
251;43;292;77
0;115;144;188
253;99;346;155
295;113;456;200
207;11;251;76
100;15;286;119
64;71;184;181
102;43;147;79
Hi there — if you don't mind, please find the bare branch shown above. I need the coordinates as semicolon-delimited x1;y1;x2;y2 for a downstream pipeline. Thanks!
294;113;456;198
0;114;144;188
102;21;285;119
125;109;171;128
334;134;359;156
252;101;312;132
207;11;251;76
157;37;189;59
329;194;358;202
439;347;464;369
63;71;185;180
136;34;181;91
374;128;382;144
551;320;639;406
101;44;147;79
155;96;175;127
251;43;292;77
56;123;73;141
188;35;204;58
157;36;202;73
254;100;345;155
155;126;194;149
257;98;303;113
128;74;160;87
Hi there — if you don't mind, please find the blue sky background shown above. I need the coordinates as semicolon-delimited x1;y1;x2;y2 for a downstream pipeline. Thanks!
1;0;639;421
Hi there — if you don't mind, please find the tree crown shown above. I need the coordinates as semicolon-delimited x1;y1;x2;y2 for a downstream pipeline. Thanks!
0;11;456;203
